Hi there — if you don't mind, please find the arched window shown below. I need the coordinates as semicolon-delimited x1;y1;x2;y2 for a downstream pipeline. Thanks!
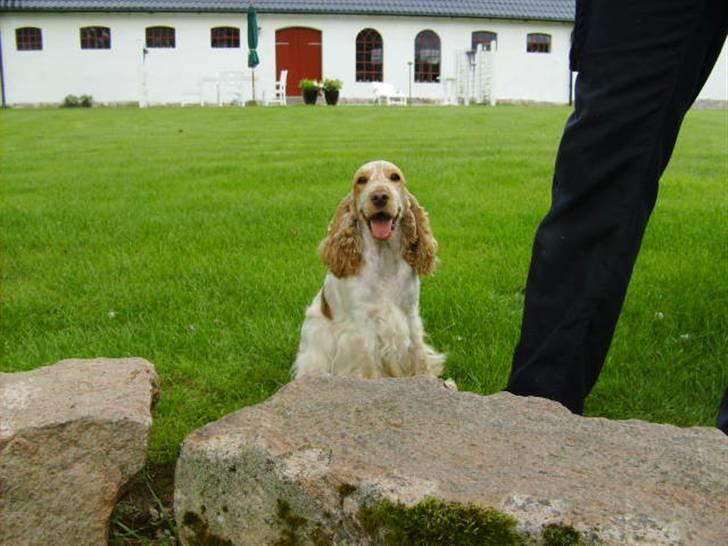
527;33;551;53
472;31;497;52
80;26;111;49
355;28;383;82
16;27;42;51
146;26;176;48
414;30;440;83
211;27;240;48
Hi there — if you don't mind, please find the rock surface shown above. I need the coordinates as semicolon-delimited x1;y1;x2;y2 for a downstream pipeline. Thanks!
0;358;160;546
175;376;728;546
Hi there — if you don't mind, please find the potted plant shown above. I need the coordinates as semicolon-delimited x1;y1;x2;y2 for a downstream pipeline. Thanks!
298;79;321;105
323;79;343;105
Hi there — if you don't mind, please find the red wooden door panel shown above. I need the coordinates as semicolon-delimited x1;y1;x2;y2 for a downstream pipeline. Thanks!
276;27;322;97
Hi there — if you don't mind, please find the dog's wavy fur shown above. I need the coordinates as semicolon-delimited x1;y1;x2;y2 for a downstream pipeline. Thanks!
292;160;445;379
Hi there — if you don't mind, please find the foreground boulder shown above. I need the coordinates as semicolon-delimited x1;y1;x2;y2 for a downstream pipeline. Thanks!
0;358;160;546
175;376;727;546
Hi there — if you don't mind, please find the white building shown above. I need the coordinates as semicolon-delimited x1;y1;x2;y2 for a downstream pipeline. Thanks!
0;0;726;107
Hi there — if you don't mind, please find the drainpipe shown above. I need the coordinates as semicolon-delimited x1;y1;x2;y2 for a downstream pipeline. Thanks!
568;69;573;107
407;61;413;105
0;31;7;108
568;26;574;107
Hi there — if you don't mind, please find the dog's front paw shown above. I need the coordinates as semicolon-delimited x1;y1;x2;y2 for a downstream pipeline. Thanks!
443;378;458;391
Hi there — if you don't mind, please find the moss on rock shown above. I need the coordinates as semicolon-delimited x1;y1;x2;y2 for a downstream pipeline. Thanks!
357;497;522;546
181;511;234;546
542;523;582;546
274;499;307;546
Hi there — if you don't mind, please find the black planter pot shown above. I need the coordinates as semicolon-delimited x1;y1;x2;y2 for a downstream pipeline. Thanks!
324;89;340;105
302;89;319;105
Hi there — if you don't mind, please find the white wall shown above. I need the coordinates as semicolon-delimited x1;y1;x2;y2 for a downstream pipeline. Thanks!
0;12;263;105
697;39;727;103
0;11;726;106
268;15;573;103
1;13;145;103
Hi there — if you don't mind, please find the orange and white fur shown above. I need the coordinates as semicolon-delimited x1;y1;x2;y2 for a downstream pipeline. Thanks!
292;160;445;379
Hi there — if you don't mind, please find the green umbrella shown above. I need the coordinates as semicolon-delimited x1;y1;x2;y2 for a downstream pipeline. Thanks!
247;5;259;69
247;5;259;100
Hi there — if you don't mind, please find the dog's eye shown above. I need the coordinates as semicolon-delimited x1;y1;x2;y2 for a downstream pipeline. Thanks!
390;173;401;182
357;176;368;185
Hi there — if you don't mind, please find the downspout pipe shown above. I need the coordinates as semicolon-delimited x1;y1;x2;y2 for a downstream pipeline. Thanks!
569;69;573;107
0;31;7;108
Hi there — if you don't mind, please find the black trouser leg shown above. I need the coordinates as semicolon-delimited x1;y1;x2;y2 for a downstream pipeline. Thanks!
508;0;728;414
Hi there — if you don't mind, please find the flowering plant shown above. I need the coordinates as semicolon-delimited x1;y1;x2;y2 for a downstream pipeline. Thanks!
298;79;322;92
323;79;343;92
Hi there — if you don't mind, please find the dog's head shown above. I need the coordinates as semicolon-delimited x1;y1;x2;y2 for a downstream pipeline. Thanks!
352;160;406;242
320;160;438;278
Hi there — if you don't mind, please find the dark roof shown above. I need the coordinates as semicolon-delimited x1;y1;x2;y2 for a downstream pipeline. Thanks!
0;0;575;22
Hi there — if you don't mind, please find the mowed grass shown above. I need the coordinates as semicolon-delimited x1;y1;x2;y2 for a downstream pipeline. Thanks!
1;105;726;467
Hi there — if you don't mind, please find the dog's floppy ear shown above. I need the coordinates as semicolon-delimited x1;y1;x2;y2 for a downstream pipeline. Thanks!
319;193;363;278
400;191;438;276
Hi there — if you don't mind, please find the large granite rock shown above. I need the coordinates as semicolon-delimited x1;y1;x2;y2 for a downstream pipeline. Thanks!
175;376;727;546
0;358;160;546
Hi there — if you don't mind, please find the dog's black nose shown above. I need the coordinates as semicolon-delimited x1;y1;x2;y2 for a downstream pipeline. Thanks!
371;192;389;208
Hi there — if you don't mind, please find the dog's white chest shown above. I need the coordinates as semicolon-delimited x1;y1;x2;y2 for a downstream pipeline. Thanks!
356;251;419;314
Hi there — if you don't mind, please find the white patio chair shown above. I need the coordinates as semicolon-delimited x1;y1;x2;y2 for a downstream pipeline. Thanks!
267;69;288;105
195;76;219;106
372;82;407;105
217;71;247;106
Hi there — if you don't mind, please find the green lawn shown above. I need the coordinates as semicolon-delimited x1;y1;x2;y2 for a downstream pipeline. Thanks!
1;105;726;471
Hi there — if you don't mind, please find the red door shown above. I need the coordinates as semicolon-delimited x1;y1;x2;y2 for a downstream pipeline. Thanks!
276;27;322;97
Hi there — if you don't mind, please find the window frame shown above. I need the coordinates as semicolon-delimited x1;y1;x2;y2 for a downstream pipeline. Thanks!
16;27;43;51
471;30;497;52
355;28;383;82
414;30;441;83
526;33;552;53
210;26;240;48
80;26;111;50
146;26;176;48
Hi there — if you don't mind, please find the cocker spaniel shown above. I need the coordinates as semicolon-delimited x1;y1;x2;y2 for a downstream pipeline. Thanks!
292;160;446;379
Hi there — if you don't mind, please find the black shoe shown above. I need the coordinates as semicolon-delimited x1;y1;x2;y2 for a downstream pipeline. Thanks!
717;388;728;435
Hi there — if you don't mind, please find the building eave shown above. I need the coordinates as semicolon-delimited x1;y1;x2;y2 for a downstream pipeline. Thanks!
0;7;573;23
0;0;575;22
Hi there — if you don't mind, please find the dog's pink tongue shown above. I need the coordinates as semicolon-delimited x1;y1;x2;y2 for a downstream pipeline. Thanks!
371;218;394;240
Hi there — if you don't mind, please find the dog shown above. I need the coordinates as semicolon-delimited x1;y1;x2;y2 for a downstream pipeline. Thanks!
292;160;446;379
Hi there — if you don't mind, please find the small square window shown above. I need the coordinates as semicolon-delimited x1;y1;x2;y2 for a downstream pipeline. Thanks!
472;31;497;52
16;27;42;51
81;26;111;49
211;27;240;48
527;33;551;53
146;26;175;48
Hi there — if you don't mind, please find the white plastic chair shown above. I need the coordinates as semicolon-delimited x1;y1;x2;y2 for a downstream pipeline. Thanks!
217;71;247;106
196;76;219;106
267;69;288;105
372;82;407;105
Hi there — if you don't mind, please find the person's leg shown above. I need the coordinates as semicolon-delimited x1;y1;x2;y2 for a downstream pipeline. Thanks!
508;0;728;414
